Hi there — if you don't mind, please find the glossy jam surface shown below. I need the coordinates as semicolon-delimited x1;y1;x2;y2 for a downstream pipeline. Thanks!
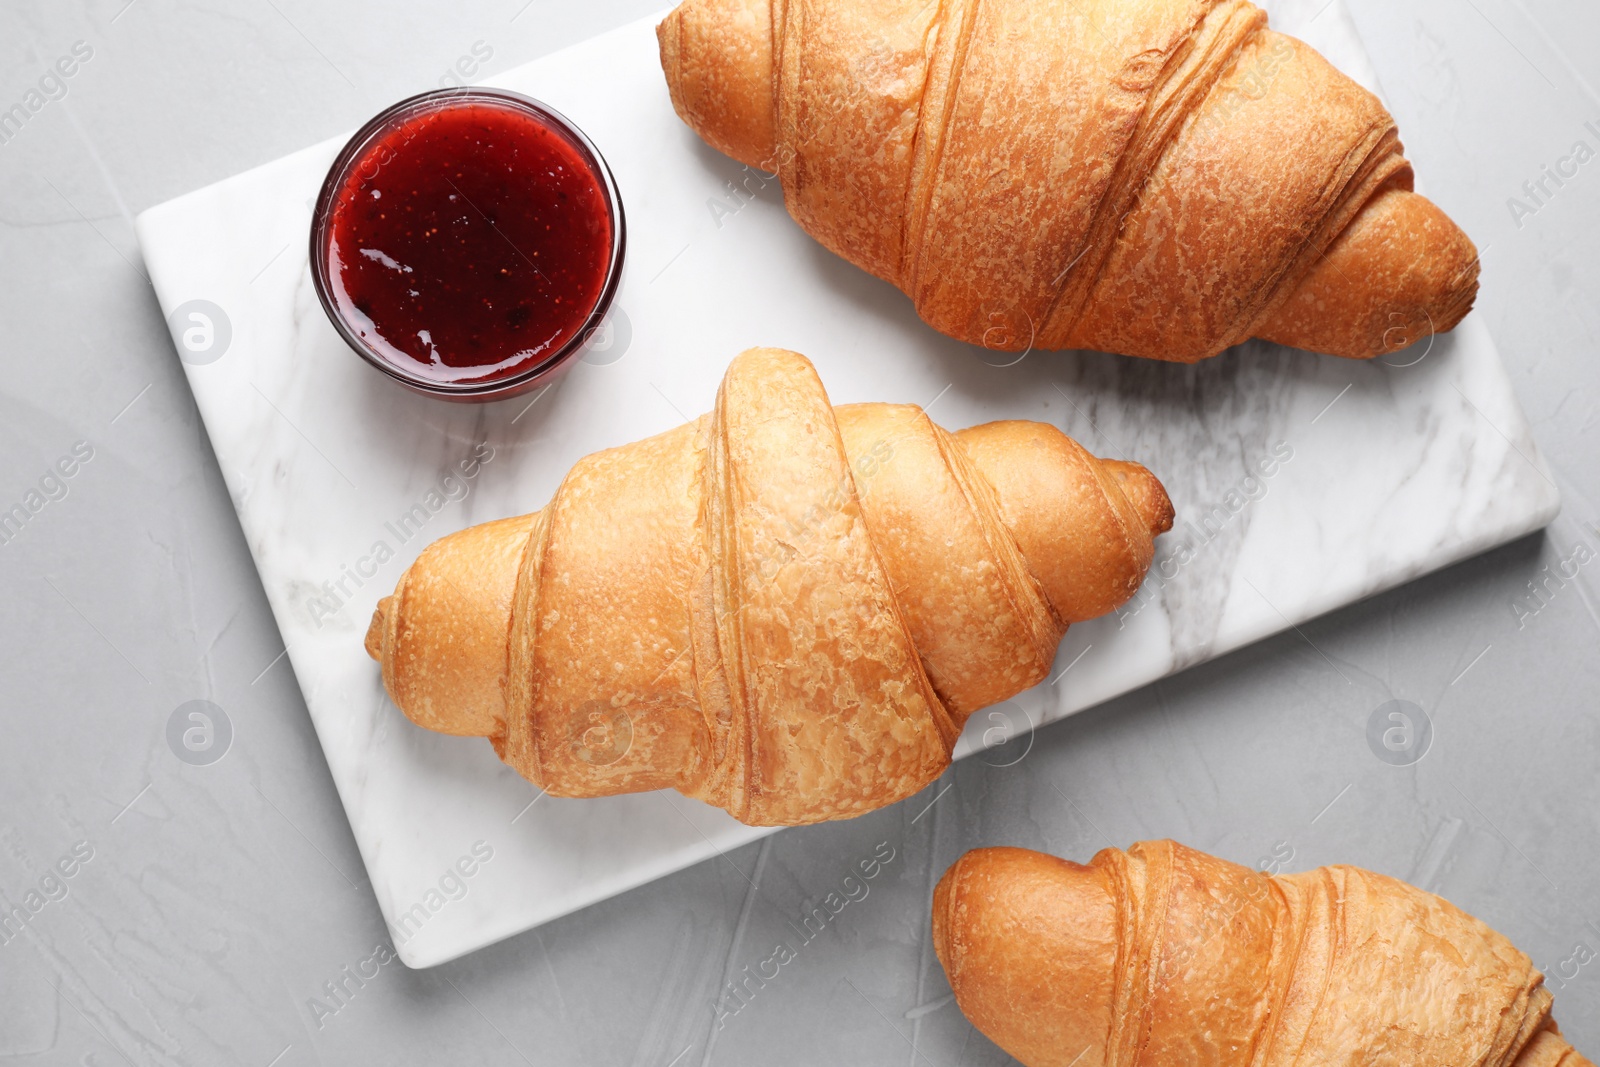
326;100;613;385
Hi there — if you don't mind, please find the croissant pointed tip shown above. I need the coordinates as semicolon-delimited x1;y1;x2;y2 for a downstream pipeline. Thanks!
934;848;1121;1066
369;515;536;739
1104;460;1175;538
365;598;389;661
656;0;778;171
1258;187;1482;359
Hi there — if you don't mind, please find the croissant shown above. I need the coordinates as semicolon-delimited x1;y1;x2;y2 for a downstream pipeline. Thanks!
933;842;1594;1067
657;0;1480;362
364;348;1171;825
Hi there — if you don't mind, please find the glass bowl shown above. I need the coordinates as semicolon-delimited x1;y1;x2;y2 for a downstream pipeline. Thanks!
309;87;626;402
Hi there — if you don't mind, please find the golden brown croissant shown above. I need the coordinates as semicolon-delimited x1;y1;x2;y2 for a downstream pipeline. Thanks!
934;843;1594;1067
364;349;1171;825
657;0;1480;362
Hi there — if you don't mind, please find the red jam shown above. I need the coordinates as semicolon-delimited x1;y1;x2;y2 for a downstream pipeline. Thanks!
324;98;614;386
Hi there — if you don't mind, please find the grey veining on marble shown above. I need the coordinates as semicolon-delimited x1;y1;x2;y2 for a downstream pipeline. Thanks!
1;0;1597;1063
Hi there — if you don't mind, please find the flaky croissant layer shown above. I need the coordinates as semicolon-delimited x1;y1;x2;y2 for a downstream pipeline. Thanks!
366;349;1171;826
659;0;1480;362
934;843;1594;1067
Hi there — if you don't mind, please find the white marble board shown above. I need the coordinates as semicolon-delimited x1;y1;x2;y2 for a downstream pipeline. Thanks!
133;0;1560;967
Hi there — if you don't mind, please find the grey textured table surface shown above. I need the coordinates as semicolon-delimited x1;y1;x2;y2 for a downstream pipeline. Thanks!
2;1;1597;1064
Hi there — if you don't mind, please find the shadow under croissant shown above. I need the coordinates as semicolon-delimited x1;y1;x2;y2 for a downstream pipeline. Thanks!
782;206;1457;430
365;347;1173;827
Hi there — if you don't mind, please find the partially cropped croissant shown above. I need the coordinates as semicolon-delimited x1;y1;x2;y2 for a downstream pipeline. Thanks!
934;843;1594;1067
365;349;1171;825
658;0;1479;362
